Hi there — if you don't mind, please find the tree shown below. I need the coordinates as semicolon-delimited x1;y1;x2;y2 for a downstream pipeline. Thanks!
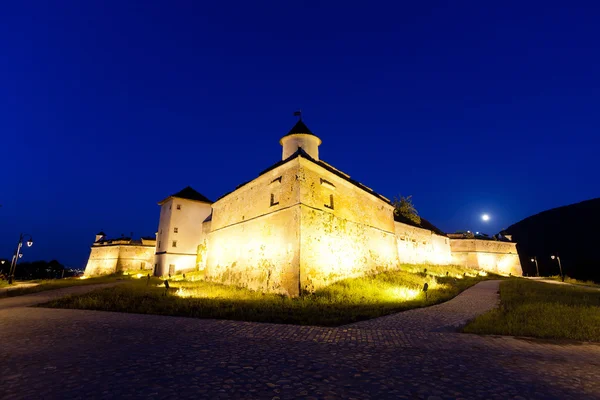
393;195;421;225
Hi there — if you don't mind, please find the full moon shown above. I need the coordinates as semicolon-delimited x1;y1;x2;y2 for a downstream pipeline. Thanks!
481;214;490;221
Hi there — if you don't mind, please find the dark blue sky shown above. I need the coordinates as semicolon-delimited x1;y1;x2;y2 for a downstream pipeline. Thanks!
2;1;598;268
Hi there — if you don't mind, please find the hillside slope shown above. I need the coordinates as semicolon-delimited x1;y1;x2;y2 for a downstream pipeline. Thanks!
505;198;600;282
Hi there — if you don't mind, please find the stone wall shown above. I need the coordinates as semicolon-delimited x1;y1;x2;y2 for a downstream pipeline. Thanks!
204;206;301;295
297;159;399;292
395;222;452;265
84;244;155;276
196;154;523;295
450;239;522;275
203;159;302;296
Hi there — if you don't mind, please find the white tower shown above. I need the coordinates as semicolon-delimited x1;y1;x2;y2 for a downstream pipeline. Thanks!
95;231;106;242
154;186;212;277
280;119;322;161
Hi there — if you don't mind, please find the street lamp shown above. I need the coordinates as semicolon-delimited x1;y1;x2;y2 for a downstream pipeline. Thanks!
8;233;34;285
530;256;540;277
551;254;564;282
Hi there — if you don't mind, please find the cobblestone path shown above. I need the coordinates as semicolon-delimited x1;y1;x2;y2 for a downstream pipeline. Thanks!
348;280;501;332
0;281;599;399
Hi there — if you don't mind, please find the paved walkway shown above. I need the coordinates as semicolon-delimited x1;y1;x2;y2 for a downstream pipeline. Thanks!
0;282;39;296
348;280;501;332
0;282;123;310
0;280;599;399
527;277;600;291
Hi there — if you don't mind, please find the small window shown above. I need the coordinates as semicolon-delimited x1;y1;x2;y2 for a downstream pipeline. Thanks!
176;204;181;210
172;240;177;248
320;178;336;190
270;193;279;207
169;205;172;210
174;227;178;233
158;241;161;248
324;194;334;210
160;229;162;234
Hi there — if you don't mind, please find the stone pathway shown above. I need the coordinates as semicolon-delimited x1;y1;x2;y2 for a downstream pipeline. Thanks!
0;280;599;399
0;282;39;296
348;280;501;332
527;277;600;291
0;282;123;310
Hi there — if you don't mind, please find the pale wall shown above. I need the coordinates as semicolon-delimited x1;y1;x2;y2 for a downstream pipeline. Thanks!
84;244;155;276
298;159;399;292
210;160;301;230
204;159;302;295
281;134;321;161
205;206;301;295
395;222;452;265
450;239;522;275
155;197;212;276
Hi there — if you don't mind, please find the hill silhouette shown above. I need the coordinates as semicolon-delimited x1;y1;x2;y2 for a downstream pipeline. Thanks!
505;198;600;282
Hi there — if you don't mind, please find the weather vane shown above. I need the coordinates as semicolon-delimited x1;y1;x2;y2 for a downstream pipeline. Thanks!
293;109;302;121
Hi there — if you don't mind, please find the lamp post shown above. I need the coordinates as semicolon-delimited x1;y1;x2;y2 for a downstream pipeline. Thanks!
8;233;33;285
551;254;564;282
530;256;540;277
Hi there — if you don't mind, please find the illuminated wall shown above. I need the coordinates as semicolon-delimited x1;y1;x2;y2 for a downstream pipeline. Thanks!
450;239;522;275
84;243;155;276
395;222;452;265
155;197;212;276
204;160;302;296
297;158;399;292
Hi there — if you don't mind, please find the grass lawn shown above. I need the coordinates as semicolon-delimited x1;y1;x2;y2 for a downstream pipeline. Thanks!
42;264;499;326
0;275;127;298
463;279;600;342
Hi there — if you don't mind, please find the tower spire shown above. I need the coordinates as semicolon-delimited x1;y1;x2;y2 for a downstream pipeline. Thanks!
293;109;302;121
280;115;322;161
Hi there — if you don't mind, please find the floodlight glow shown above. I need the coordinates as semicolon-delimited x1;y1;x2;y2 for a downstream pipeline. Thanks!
481;214;490;221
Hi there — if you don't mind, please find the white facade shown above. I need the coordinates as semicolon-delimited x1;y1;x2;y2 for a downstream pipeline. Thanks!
154;194;211;276
281;133;322;161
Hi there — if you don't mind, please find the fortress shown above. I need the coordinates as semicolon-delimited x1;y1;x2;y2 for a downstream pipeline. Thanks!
84;119;522;296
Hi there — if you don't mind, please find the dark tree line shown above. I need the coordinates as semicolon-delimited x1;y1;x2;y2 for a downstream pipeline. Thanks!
0;259;78;280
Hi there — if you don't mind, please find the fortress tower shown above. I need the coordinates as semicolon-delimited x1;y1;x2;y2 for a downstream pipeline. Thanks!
154;187;212;276
280;120;322;161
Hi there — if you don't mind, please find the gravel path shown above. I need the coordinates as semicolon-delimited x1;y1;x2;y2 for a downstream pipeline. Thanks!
0;280;599;399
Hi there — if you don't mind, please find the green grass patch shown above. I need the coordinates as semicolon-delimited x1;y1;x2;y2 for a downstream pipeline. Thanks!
0;275;126;298
464;279;600;342
42;265;499;326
